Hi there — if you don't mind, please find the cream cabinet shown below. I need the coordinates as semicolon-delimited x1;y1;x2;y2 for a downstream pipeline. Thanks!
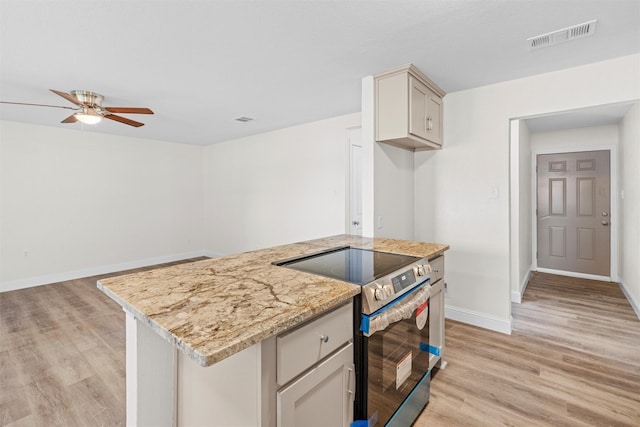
276;301;354;427
375;64;445;151
277;343;354;427
129;301;354;427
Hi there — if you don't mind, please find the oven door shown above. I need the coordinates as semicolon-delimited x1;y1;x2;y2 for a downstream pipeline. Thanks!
360;282;433;427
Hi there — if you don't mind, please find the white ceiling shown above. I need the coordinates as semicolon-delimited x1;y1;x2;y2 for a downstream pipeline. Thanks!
1;0;639;146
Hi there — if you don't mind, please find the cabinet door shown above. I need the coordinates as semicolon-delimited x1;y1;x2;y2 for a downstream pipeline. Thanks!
277;343;354;427
409;76;430;141
426;93;443;146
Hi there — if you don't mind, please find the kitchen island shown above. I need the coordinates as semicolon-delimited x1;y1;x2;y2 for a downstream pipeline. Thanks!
98;235;448;426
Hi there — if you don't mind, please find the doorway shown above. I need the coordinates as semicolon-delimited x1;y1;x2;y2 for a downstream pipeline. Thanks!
509;105;633;304
536;150;611;277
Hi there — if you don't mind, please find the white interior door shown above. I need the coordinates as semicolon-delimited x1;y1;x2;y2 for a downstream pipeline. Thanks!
537;150;611;276
349;128;363;235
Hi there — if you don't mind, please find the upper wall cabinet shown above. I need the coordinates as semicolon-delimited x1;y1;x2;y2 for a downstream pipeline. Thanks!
375;64;446;151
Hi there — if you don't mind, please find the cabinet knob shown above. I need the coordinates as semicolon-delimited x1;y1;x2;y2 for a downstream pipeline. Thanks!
320;335;329;343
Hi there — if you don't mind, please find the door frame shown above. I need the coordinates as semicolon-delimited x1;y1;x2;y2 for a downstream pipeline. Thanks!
346;126;363;235
531;145;618;282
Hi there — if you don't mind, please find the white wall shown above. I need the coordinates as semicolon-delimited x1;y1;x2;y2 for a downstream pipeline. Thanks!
619;103;640;314
373;142;415;240
414;54;640;333
0;121;205;291
202;113;361;255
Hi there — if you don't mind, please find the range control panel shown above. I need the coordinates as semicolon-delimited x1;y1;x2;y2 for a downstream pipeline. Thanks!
361;259;431;315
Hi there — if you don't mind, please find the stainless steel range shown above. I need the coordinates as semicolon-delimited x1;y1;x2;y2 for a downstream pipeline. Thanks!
276;246;443;427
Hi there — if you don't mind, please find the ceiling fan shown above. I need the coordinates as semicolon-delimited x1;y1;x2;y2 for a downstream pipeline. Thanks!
0;89;154;127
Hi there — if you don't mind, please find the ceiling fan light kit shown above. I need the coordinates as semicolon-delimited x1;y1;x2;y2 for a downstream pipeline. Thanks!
75;108;103;125
0;89;154;128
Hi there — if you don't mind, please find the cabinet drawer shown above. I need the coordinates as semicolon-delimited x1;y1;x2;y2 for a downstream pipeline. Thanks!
277;301;353;386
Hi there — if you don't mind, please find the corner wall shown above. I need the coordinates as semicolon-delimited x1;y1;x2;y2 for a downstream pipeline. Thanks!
202;113;361;255
0;121;205;291
373;142;415;240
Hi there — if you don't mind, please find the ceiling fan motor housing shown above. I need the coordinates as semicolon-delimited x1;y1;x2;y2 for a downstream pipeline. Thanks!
71;90;104;107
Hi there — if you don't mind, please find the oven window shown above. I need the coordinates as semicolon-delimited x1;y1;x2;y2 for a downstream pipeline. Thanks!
366;304;430;425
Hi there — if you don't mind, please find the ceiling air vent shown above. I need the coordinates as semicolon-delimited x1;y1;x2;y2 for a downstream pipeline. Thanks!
527;19;597;50
234;116;254;122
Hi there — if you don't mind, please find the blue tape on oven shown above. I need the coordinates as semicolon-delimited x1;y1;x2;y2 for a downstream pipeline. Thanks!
360;315;370;334
419;342;440;356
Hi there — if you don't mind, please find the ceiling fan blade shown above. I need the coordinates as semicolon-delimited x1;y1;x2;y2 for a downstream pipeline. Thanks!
0;101;75;110
105;107;154;114
61;114;78;123
50;89;83;106
105;114;144;127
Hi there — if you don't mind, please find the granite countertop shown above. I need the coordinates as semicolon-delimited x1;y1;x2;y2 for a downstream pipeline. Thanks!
97;234;448;367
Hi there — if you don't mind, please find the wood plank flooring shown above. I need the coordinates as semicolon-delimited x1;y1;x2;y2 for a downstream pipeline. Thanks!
417;272;640;427
0;259;205;427
1;268;638;426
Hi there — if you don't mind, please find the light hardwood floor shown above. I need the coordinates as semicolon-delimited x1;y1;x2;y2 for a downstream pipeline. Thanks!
0;259;204;427
418;272;640;427
1;269;638;426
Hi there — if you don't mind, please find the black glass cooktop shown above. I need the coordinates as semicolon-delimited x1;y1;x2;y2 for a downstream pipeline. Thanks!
275;246;421;285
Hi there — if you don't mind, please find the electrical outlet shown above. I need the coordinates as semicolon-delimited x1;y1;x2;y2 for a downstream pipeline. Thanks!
23;250;29;257
377;216;383;229
488;186;499;199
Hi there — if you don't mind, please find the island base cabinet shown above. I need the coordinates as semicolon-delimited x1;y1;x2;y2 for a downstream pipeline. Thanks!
125;312;176;427
177;345;262;426
277;343;354;427
124;303;355;427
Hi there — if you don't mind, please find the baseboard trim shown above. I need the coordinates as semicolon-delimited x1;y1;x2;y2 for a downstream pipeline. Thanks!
511;267;533;304
510;291;521;304
618;279;640;320
445;305;512;335
202;251;225;259
0;251;211;293
535;268;611;282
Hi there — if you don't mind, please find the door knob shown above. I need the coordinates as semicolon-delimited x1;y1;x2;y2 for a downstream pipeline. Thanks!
602;212;609;217
602;221;609;226
352;221;360;226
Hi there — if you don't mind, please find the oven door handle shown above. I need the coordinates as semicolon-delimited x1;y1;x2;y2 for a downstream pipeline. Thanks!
361;284;432;336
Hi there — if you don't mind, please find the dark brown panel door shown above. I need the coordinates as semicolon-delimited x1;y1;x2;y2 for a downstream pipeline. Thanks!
537;150;610;276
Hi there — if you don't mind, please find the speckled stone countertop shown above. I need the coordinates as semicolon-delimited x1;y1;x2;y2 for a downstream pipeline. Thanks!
97;234;448;367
